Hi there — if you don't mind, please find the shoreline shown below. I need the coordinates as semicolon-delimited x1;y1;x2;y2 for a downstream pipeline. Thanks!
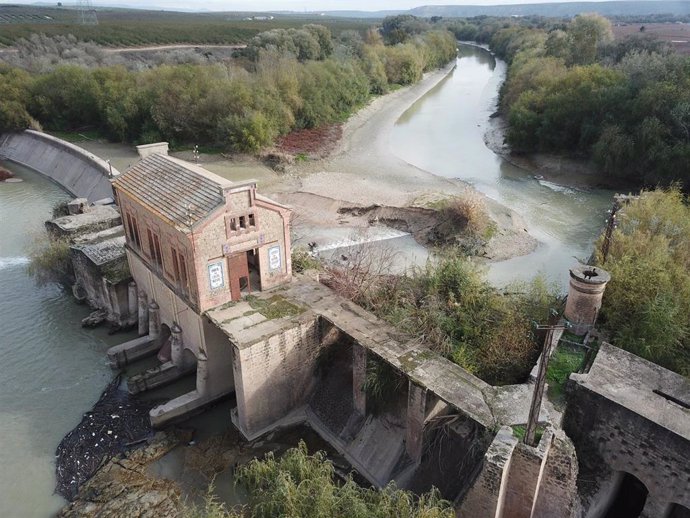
281;59;537;262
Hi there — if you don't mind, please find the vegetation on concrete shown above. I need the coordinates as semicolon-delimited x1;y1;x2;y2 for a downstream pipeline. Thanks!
546;344;586;405
595;187;690;376
512;424;544;444
246;294;304;320
291;247;323;274
447;14;690;188
363;355;406;414
26;233;73;287
184;441;454;518
352;255;561;385
0;21;456;153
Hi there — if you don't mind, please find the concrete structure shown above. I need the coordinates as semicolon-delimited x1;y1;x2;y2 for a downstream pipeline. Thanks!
71;226;134;329
135;142;169;159
110;152;292;426
564;264;611;335
564;343;690;518
460;426;579;518
0;130;118;202
205;277;558;504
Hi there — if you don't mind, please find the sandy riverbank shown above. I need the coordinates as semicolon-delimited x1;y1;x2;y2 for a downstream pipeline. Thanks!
67;60;537;263
274;62;537;261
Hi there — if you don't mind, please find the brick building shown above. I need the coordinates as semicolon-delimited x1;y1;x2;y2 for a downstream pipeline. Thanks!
110;152;292;424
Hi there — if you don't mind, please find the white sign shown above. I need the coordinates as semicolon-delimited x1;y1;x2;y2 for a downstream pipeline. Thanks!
268;246;281;271
208;262;225;290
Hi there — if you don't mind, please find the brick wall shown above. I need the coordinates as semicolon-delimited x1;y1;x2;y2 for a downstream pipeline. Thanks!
232;313;321;438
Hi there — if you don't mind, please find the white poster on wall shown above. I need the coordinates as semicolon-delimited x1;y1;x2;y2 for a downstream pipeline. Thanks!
208;261;225;290
268;245;281;271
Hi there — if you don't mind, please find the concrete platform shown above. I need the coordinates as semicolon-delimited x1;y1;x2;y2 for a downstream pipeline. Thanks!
150;387;234;428
106;335;157;368
127;361;196;395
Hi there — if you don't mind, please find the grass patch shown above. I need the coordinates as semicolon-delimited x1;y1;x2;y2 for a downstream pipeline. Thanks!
512;424;544;444
546;344;585;406
246;294;304;320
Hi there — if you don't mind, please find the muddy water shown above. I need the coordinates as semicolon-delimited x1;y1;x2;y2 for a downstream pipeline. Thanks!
391;45;614;290
0;162;136;517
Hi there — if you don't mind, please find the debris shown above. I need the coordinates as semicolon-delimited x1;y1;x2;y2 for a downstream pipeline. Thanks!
55;376;157;501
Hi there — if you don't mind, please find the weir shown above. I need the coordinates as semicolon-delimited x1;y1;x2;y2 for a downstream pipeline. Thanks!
0;130;119;202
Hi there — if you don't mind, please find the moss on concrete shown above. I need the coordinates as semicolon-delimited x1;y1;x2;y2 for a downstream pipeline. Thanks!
246;295;304;320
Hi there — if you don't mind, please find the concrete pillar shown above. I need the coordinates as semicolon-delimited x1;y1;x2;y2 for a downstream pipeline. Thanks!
170;323;183;367
138;290;149;336
641;496;669;518
564;265;611;335
196;348;209;395
406;381;427;463
127;282;137;327
106;283;122;325
352;343;367;417
148;301;160;341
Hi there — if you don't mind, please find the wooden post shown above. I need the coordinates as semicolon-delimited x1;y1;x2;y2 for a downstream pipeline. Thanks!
524;316;566;447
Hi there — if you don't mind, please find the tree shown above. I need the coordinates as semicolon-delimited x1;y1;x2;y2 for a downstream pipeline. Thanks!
595;188;690;375
566;14;613;65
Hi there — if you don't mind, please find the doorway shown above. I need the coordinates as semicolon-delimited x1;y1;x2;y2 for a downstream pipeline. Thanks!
603;472;649;518
228;253;250;301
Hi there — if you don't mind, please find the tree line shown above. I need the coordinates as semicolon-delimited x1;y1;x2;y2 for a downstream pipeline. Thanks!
447;14;690;188
0;23;457;152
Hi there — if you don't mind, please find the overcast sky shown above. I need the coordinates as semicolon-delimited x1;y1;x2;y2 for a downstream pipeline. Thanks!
3;0;613;12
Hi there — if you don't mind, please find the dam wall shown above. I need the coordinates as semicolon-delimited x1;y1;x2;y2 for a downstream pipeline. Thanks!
0;130;119;202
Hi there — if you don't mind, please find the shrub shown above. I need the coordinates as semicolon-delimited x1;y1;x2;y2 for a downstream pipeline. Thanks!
595;188;690;375
26;233;73;287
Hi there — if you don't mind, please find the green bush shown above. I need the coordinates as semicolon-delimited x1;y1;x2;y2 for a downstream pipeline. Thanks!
595;188;690;375
184;441;454;518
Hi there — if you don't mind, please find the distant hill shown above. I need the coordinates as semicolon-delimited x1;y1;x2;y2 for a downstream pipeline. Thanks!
322;1;690;19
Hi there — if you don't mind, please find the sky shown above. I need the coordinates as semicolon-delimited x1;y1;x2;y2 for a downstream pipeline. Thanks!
2;0;618;13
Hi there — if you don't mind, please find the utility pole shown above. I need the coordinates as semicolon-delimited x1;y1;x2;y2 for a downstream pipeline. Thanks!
524;314;568;447
76;0;98;26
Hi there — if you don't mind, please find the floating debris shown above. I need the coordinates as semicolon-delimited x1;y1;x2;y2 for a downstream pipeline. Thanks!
55;376;157;501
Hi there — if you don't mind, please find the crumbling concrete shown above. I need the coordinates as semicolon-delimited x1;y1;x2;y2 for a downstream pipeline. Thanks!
47;205;121;238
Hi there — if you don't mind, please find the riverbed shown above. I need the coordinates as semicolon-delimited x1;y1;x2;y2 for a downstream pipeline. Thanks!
390;45;614;290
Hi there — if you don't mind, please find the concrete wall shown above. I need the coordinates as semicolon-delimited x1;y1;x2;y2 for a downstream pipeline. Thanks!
71;246;132;328
564;381;690;517
232;314;321;439
0;130;117;202
127;250;203;357
458;427;580;518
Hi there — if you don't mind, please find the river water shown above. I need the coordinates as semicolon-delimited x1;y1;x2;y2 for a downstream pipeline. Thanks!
0;162;135;517
391;45;614;290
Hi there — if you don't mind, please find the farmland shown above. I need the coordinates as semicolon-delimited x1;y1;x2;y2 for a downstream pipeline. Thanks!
0;5;373;47
612;21;690;54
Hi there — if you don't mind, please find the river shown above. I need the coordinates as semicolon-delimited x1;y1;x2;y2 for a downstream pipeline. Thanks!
391;45;614;290
0;162;136;517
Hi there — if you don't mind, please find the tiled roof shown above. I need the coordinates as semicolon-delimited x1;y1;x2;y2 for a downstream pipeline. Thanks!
113;154;228;228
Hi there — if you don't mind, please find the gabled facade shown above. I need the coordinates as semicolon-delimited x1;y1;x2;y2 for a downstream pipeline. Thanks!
113;153;291;312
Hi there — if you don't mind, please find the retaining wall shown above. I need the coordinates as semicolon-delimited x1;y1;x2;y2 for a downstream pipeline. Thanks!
0;130;118;202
